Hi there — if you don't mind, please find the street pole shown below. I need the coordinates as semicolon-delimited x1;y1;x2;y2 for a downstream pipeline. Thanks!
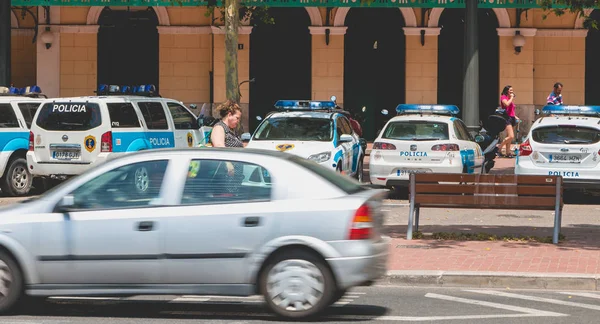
0;0;11;86
463;0;479;133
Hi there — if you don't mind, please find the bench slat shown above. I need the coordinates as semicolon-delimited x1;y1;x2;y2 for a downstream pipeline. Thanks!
413;173;560;185
414;194;559;209
414;184;559;196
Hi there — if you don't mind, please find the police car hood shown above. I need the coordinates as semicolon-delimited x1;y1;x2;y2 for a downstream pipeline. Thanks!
246;140;333;159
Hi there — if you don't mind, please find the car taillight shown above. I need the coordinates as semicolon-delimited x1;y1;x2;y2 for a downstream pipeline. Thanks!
373;142;396;150
28;131;34;151
519;139;532;156
431;144;459;151
101;131;112;152
348;204;373;240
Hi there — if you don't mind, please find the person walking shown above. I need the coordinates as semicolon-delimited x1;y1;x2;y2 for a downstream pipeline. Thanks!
497;85;520;158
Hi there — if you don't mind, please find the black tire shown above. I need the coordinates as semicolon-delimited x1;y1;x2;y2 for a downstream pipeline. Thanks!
329;289;347;306
336;162;343;173
259;250;335;319
354;157;364;183
0;158;32;197
0;250;24;314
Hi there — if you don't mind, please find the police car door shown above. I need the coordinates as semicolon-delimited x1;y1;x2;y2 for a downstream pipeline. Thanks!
339;116;360;174
166;101;201;148
335;116;353;173
137;101;175;149
453;119;483;174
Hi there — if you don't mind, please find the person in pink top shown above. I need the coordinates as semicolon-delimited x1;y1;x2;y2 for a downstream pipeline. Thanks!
498;85;520;158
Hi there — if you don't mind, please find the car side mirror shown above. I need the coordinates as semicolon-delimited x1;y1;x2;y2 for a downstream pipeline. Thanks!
474;135;485;143
54;195;75;213
381;109;389;116
339;134;353;143
241;132;251;142
190;104;198;110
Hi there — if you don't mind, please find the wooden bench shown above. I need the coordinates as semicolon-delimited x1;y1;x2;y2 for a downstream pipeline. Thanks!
407;173;564;244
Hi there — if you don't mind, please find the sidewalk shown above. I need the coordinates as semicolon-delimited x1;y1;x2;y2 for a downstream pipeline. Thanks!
375;150;600;291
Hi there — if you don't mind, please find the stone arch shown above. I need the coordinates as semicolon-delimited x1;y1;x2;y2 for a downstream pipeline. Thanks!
333;7;417;27
11;10;18;28
87;6;170;25
428;8;510;28
305;7;323;26
575;8;594;28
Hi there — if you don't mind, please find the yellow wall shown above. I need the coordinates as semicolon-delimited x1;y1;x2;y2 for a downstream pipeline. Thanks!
499;35;534;104
59;33;97;97
60;6;88;24
167;7;211;25
405;35;438;104
311;34;344;103
10;34;36;87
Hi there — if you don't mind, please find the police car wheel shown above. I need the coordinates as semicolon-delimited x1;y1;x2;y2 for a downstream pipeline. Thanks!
1;158;32;197
355;157;364;183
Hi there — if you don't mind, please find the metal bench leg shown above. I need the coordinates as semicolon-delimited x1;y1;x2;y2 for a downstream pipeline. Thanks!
407;174;416;240
415;207;420;233
553;177;562;244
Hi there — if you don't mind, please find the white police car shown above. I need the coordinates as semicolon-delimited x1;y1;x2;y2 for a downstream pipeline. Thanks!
515;105;600;189
0;85;46;196
369;105;484;188
243;100;365;181
26;84;209;180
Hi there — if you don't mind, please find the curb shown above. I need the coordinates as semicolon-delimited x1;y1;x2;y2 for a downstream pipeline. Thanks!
378;270;600;291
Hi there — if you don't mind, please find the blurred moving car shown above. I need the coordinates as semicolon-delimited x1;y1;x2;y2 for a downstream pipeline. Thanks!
0;148;389;319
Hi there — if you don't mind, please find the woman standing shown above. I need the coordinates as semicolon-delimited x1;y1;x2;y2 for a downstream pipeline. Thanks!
210;100;243;148
498;85;520;158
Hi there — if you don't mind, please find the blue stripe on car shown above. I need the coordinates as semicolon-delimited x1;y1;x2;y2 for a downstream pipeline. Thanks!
0;132;29;152
112;132;175;153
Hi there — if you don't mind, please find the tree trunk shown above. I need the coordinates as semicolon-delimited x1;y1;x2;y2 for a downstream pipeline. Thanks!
224;0;240;103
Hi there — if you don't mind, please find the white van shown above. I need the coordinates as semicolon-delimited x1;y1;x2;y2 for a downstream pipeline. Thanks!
26;84;211;180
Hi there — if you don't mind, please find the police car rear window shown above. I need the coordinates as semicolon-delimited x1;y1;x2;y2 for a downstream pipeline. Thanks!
532;125;600;144
253;117;332;141
383;121;449;141
36;102;102;131
0;104;19;128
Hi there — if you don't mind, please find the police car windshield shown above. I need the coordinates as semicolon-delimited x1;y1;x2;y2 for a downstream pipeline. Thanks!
36;102;102;131
532;125;600;145
253;117;333;141
383;121;449;141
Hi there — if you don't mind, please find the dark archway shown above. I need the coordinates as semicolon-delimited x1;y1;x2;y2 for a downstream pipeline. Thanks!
585;10;600;104
249;8;312;132
344;8;406;141
437;9;499;122
97;7;159;91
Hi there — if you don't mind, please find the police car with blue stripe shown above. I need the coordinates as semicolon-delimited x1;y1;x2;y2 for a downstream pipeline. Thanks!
243;100;365;181
0;85;46;196
369;104;484;188
516;105;600;190
26;84;210;180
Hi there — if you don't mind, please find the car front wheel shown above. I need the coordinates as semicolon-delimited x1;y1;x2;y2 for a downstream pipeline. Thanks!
0;251;23;314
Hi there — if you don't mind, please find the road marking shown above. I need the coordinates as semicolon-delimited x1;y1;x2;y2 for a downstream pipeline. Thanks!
466;290;600;311
559;292;600;300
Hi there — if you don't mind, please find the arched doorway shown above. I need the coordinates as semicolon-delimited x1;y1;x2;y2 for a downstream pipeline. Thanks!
437;9;499;121
344;8;406;141
585;10;600;104
249;8;312;132
97;7;159;91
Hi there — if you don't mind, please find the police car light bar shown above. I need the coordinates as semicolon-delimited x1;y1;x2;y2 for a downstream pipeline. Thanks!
395;104;460;116
541;105;600;117
0;85;45;98
97;84;158;97
274;100;337;111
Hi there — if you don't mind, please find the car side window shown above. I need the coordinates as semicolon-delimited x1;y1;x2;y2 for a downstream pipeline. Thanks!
0;104;19;128
167;102;197;130
17;103;40;128
340;116;353;135
456;120;474;141
68;160;169;210
335;117;344;142
107;103;141;128
138;102;169;130
182;159;271;205
453;121;468;141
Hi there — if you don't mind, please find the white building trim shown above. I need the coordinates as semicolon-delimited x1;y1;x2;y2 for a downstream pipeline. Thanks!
403;27;441;36
86;6;170;25
333;7;418;27
536;29;589;37
305;7;323;26
496;28;537;37
429;8;511;28
574;8;594;29
11;10;18;28
308;26;348;35
210;26;254;35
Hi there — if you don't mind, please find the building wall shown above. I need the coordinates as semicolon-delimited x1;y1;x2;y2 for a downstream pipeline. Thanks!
311;31;344;103
59;32;97;97
405;30;439;104
10;10;37;87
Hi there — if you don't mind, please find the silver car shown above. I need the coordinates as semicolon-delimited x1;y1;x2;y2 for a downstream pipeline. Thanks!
0;148;389;319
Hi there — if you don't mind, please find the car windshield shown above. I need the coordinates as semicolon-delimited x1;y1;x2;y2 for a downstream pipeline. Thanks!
383;121;449;141
35;102;102;131
532;125;600;144
253;117;333;141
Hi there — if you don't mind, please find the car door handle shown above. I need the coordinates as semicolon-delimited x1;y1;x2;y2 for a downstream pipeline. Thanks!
242;217;261;227
137;221;155;232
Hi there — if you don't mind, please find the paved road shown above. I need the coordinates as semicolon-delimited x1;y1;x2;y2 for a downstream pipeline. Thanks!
3;286;600;323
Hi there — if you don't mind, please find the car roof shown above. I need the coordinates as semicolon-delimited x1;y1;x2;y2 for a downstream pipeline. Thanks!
38;96;179;104
0;96;46;102
532;115;600;129
267;111;338;119
387;114;456;123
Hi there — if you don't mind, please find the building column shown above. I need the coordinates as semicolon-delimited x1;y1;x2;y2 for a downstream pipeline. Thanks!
309;26;347;103
403;27;440;104
36;7;61;97
497;28;536;137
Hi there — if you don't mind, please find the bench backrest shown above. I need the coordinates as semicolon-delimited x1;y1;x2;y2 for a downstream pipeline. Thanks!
410;173;563;210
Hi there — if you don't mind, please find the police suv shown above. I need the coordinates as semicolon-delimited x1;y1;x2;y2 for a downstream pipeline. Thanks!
515;105;600;189
369;104;484;188
26;84;209;180
0;85;46;196
243;100;365;181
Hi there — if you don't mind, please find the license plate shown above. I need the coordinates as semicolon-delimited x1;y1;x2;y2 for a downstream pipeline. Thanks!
396;169;426;176
549;154;580;163
53;151;81;160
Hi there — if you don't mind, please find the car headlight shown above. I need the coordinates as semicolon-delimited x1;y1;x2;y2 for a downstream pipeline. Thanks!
308;151;331;163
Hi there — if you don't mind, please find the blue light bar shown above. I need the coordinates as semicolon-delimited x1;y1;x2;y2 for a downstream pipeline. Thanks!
97;84;157;96
542;105;600;117
395;104;460;116
0;85;43;96
274;100;337;110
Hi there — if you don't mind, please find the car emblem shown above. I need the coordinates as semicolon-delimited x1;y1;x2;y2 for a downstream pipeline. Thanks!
276;144;295;152
560;148;569;152
35;135;41;145
62;135;68;142
410;144;417;151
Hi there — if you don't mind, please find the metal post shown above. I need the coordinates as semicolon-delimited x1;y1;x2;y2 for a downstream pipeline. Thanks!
407;173;416;240
552;177;562;244
463;0;479;132
0;0;11;86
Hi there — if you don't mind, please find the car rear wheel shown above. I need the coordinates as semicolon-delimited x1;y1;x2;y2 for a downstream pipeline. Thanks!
355;157;364;183
260;250;335;319
0;251;23;314
1;157;32;197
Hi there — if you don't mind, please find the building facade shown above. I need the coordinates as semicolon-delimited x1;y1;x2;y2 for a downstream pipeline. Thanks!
7;4;599;139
